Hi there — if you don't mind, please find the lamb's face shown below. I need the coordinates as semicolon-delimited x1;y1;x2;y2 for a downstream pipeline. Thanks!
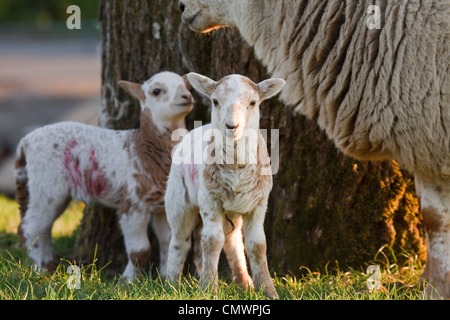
178;0;233;33
186;73;286;143
210;76;260;142
142;71;194;125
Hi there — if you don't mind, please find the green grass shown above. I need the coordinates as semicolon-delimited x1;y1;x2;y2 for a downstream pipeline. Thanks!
0;195;84;259
0;195;428;300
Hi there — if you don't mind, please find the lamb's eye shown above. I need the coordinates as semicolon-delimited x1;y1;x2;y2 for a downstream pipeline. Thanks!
153;88;162;96
250;100;257;107
212;99;219;107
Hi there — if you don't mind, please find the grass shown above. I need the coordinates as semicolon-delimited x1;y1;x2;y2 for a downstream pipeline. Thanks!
0;195;84;259
0;195;428;300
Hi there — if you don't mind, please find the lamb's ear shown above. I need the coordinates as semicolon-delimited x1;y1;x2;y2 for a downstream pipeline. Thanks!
257;78;286;101
186;72;217;98
117;80;145;102
182;74;193;91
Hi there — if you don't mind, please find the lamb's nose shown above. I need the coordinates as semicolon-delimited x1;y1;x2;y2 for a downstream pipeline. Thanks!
179;1;186;12
226;123;239;131
182;94;193;104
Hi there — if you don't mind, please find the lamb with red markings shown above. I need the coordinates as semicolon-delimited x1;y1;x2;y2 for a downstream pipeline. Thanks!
15;71;194;280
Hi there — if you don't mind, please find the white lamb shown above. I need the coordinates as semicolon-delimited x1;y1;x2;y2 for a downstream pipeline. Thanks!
165;72;285;298
15;71;194;280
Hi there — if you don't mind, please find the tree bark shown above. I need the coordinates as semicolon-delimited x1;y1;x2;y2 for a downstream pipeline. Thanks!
75;0;425;276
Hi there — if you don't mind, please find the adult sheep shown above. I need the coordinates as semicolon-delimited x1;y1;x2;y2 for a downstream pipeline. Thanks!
178;0;450;299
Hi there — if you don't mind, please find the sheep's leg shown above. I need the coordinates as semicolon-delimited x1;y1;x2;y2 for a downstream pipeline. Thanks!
223;216;253;289
151;209;172;280
119;211;151;281
199;209;225;291
192;216;203;275
20;196;70;272
166;206;198;281
243;204;278;299
415;175;450;299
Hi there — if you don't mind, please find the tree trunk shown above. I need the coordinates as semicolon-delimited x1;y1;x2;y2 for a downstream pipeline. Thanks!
75;0;425;276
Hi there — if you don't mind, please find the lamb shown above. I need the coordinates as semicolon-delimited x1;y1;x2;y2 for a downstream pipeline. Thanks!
165;72;286;298
15;71;194;281
178;0;450;299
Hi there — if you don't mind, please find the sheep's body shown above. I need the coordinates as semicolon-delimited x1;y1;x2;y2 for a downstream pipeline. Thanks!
178;0;450;298
166;124;258;287
181;0;450;178
165;73;285;298
17;122;133;207
16;72;193;280
170;125;271;212
250;0;449;181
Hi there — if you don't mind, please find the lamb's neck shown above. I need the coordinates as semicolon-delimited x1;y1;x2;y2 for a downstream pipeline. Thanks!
211;129;260;168
133;110;178;176
139;109;183;146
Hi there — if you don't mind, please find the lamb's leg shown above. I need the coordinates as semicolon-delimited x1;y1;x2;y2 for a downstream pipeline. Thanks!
192;215;203;275
415;175;450;299
20;196;70;272
151;209;172;279
119;211;151;281
243;203;278;299
199;210;224;291
223;216;253;289
166;205;198;281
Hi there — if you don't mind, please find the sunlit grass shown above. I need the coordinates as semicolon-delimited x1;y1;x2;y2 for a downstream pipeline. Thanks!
0;254;425;300
0;195;427;300
0;195;83;259
0;195;21;234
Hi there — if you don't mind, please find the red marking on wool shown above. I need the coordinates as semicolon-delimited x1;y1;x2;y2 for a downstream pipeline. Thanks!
89;149;99;170
188;138;198;182
63;141;107;197
180;145;198;184
64;139;83;188
180;162;199;197
188;163;198;182
181;162;198;187
68;139;77;149
86;149;107;197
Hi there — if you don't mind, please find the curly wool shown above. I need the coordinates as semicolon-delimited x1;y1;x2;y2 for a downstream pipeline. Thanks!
239;0;450;180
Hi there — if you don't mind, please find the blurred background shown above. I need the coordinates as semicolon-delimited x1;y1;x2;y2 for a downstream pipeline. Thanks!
0;0;101;196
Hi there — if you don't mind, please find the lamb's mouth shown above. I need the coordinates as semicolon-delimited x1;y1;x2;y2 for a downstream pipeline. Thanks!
225;129;242;141
183;10;201;27
176;103;194;108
